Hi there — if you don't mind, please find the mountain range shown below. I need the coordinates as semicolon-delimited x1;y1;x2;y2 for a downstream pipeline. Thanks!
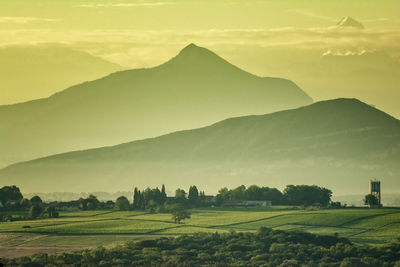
1;98;399;195
0;43;312;168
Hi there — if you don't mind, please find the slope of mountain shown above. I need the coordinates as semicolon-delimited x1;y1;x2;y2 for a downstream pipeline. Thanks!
0;44;123;105
336;16;364;29
0;43;312;168
1;98;399;195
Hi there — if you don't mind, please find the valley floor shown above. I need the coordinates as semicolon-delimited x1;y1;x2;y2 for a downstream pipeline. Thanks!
0;207;399;258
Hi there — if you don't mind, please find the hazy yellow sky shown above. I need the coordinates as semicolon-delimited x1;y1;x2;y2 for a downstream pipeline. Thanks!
1;0;400;116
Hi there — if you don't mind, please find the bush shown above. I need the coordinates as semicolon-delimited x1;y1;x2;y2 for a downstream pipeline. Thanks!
2;229;399;266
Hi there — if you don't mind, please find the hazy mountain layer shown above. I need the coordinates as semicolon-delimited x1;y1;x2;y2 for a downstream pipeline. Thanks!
0;44;312;167
1;98;399;195
0;44;123;105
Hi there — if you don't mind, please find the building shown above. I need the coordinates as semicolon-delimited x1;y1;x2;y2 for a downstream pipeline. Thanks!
223;200;272;207
370;179;381;205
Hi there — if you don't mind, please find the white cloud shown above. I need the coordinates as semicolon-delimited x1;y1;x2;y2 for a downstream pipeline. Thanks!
362;18;390;23
1;27;399;66
322;49;368;56
0;16;61;24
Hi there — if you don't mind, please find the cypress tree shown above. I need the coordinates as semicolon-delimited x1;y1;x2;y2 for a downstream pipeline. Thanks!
161;184;167;203
188;185;199;206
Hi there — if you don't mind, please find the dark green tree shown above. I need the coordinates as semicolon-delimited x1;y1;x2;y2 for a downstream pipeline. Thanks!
170;204;191;224
161;184;167;203
188;185;199;206
19;198;30;209
30;195;42;205
0;185;23;206
80;194;100;210
199;190;206;205
231;185;246;200
29;204;43;218
175;188;186;204
46;206;59;218
133;187;140;209
217;187;230;201
283;185;332;206
115;196;130;211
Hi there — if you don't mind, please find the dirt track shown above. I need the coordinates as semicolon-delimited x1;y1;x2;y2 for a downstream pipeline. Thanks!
0;233;87;259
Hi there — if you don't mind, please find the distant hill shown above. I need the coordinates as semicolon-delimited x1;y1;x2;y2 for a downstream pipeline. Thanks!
0;43;312;167
1;98;399;195
0;44;123;105
336;16;364;29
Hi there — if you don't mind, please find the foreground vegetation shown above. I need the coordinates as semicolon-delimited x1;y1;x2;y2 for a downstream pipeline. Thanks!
2;228;400;266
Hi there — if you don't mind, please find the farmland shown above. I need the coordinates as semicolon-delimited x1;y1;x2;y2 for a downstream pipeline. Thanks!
0;207;399;258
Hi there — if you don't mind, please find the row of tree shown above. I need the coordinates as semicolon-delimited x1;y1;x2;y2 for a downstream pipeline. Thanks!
133;185;167;210
215;185;285;205
3;183;377;218
215;184;333;206
132;185;208;211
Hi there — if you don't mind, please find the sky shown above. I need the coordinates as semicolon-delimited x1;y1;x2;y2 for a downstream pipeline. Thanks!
1;0;400;117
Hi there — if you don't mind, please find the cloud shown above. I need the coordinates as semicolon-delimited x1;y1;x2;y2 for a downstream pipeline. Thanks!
362;18;390;23
0;16;61;24
76;2;175;8
322;49;368;56
286;9;338;22
1;27;399;48
1;27;400;67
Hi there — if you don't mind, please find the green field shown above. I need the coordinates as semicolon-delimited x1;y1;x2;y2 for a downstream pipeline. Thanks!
1;207;399;258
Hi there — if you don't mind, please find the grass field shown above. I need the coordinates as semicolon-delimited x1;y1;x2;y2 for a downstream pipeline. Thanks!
1;207;399;258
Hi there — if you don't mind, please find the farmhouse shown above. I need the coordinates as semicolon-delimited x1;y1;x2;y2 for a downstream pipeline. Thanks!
223;200;271;207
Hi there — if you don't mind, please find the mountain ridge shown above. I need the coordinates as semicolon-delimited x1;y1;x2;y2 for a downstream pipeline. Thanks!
2;98;399;195
0;44;312;168
0;44;123;106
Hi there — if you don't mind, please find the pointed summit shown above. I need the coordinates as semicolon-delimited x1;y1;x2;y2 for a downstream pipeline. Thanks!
166;43;233;70
180;43;202;53
178;43;212;55
336;16;364;29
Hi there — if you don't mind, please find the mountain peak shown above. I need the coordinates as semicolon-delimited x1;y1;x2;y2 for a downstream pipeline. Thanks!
181;43;200;51
336;16;364;29
167;43;230;68
176;43;220;58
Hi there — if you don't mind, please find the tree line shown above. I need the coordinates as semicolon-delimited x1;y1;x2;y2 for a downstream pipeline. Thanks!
131;185;207;211
0;186;56;220
215;184;333;207
130;184;334;210
2;182;377;223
